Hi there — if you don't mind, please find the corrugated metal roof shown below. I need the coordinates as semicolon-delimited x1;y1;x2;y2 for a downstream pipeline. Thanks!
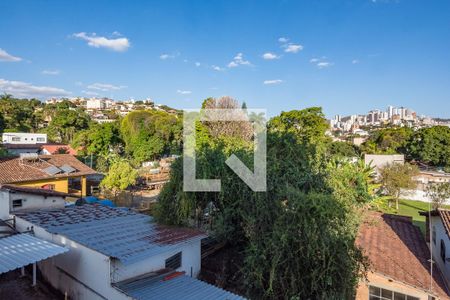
0;233;68;274
16;205;206;265
115;272;246;300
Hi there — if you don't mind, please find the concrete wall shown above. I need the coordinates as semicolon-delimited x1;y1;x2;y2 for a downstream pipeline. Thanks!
364;154;404;171
356;272;437;300
9;192;65;212
111;240;202;283
0;190;65;218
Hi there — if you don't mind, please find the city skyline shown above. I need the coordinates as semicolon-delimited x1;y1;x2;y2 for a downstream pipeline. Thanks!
1;0;450;118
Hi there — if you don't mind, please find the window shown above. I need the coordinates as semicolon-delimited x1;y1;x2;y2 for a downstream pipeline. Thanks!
41;184;55;190
441;239;446;263
165;252;182;270
12;199;23;208
11;137;20;142
369;286;419;300
432;226;436;245
37;137;45;142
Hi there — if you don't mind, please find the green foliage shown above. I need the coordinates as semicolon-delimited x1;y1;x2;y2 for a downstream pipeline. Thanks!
408;126;450;167
426;182;450;209
0;94;44;132
100;158;138;194
120;110;182;164
379;163;419;209
360;127;413;154
328;141;358;157
46;107;90;143
156;106;371;299
72;121;123;156
244;189;367;300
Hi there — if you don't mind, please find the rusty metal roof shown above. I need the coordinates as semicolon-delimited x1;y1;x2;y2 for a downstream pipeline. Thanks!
15;204;206;265
114;270;245;300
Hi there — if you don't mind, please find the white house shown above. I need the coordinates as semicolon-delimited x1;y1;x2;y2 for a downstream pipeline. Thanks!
0;184;67;218
2;132;47;144
422;209;450;290
10;204;244;300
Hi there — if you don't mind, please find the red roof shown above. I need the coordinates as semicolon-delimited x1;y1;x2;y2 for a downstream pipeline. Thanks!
41;144;78;155
357;212;449;298
0;154;97;184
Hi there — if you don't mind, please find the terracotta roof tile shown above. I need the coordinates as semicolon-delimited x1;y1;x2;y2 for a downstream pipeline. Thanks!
0;154;97;184
357;212;449;299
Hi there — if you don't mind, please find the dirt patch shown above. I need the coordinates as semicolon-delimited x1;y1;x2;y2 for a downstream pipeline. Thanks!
199;244;247;297
0;269;61;300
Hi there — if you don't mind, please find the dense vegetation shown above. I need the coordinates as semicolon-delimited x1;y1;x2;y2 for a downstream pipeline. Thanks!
0;94;182;167
156;102;371;299
361;126;450;170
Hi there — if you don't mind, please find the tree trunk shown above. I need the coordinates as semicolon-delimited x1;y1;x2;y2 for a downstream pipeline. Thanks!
396;198;399;210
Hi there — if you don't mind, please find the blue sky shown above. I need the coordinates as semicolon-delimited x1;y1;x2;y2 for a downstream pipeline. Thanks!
1;0;450;118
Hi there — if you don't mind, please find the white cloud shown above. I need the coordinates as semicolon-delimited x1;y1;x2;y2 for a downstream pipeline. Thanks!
82;90;99;96
195;62;201;67
352;59;359;64
310;57;333;69
284;44;303;53
228;53;251;68
0;78;71;98
177;89;192;95
278;37;289;43
212;65;225;71
263;79;283;85
159;52;180;60
317;61;333;68
0;48;22;62
262;52;280;60
73;32;130;52
87;83;127;91
42;69;60;75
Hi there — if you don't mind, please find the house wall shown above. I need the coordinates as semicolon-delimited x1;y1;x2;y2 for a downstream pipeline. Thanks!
431;215;450;288
111;240;202;283
8;191;65;212
14;217;130;300
15;178;69;194
2;132;47;144
356;272;436;300
364;154;404;171
13;215;202;300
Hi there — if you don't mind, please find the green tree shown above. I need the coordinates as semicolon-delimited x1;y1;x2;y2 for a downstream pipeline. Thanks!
408;126;450;168
156;106;370;299
426;182;450;209
379;163;419;209
120;110;182;164
100;158;138;198
329;141;358;157
360;127;413;154
46;108;90;143
72;121;123;156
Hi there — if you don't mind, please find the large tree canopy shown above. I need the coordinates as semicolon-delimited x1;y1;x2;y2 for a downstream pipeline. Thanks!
156;106;370;299
120;110;182;164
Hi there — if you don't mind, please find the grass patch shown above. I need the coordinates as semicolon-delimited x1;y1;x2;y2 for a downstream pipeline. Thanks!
371;197;447;236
